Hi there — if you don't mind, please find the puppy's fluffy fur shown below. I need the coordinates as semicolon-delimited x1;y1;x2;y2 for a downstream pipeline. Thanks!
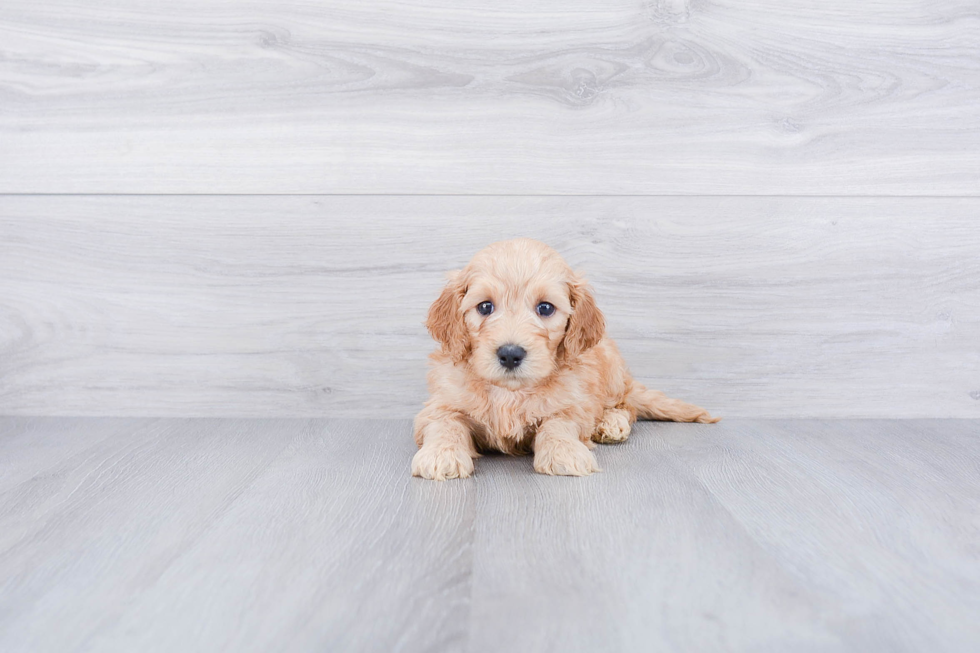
413;239;718;480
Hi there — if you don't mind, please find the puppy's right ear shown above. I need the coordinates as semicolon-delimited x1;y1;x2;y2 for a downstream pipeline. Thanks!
426;270;469;363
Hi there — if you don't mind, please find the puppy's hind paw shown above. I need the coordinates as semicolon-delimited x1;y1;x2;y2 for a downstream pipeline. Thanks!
412;444;474;481
593;408;632;444
534;439;600;477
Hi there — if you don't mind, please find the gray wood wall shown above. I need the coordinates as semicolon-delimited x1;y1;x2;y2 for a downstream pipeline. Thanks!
1;1;978;418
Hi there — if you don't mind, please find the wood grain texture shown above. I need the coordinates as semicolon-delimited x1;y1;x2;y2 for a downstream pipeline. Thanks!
0;416;157;495
1;418;978;652
469;419;980;652
2;195;978;418
0;418;473;653
1;0;978;194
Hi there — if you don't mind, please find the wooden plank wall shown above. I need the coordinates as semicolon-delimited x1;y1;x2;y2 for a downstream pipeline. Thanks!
2;197;977;417
1;1;978;417
2;0;978;194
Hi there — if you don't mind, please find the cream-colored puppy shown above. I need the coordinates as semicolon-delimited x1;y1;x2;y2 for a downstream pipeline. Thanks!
412;238;718;480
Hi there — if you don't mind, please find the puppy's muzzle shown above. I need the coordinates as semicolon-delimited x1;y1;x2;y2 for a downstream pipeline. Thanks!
496;344;526;370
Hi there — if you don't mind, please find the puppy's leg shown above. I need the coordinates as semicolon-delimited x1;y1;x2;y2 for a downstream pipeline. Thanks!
533;417;600;476
412;415;478;481
627;384;720;423
593;407;632;444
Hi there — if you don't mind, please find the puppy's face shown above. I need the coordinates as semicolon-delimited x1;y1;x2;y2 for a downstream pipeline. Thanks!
427;239;604;389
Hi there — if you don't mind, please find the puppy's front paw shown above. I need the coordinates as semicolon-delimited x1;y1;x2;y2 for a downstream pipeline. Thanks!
534;438;599;476
594;408;632;444
412;444;474;481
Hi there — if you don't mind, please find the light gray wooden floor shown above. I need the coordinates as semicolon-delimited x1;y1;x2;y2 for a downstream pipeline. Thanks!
1;417;978;652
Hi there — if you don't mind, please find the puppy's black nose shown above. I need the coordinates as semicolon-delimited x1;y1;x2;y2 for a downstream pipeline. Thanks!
497;344;526;370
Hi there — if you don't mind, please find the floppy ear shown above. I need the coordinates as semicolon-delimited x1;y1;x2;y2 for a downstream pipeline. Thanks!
561;275;605;359
426;271;470;363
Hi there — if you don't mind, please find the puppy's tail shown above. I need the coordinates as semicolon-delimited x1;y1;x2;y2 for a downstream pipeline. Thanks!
626;383;720;423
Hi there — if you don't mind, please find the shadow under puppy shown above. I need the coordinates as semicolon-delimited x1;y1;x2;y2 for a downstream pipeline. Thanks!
413;238;718;480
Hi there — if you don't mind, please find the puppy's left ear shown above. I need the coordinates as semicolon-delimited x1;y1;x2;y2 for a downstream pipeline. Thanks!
426;270;470;363
562;274;605;359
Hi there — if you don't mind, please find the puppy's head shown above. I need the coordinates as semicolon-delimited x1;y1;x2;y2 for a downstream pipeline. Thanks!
426;239;604;388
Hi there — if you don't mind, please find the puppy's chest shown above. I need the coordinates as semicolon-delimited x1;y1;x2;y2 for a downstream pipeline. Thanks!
469;387;551;453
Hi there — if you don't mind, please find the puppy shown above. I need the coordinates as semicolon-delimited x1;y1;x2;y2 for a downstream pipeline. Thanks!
412;238;718;480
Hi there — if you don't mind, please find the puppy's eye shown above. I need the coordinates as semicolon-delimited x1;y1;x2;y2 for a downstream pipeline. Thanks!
476;301;494;316
536;302;556;317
